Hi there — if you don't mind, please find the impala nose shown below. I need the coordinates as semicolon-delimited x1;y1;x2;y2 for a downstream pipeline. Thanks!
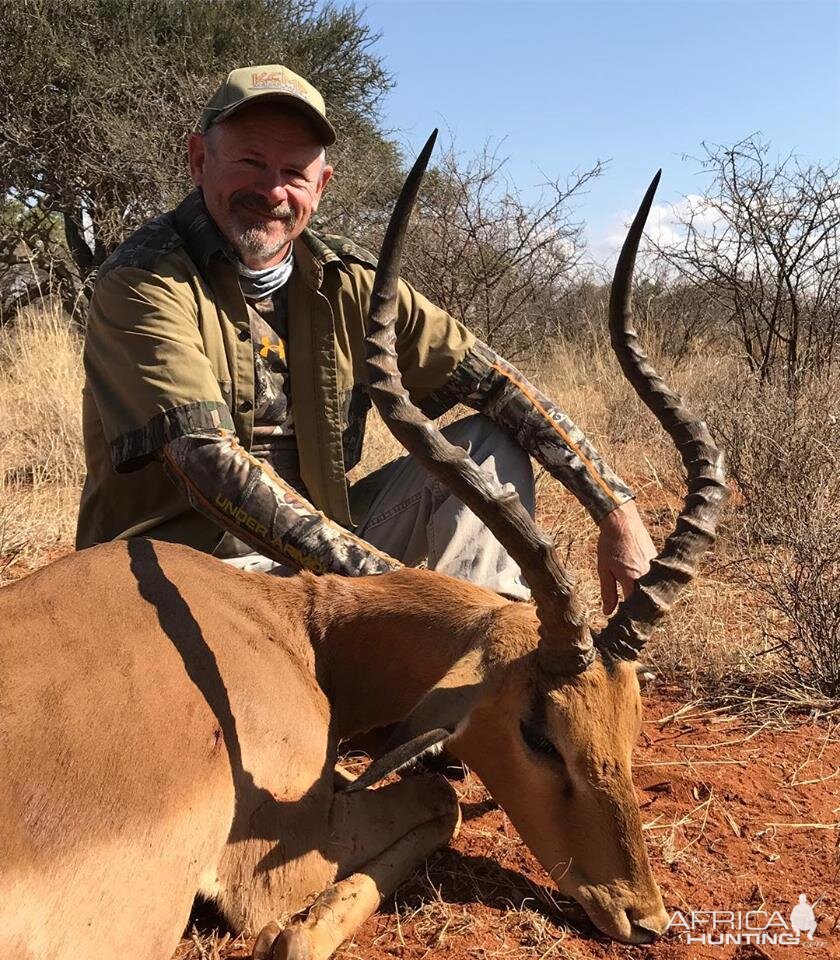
628;922;657;944
626;906;669;944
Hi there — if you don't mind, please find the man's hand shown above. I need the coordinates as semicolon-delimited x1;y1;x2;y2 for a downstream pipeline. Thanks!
596;500;656;615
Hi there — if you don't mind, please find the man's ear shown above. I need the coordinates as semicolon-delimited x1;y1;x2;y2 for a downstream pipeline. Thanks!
343;649;489;792
312;163;334;212
187;132;207;187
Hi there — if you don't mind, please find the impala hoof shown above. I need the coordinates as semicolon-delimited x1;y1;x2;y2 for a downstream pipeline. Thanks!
252;921;282;960
268;927;313;960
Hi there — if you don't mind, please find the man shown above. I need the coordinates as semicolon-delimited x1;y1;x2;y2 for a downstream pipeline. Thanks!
77;64;654;612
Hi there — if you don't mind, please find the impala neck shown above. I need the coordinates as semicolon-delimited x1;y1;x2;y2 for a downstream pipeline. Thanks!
309;568;511;740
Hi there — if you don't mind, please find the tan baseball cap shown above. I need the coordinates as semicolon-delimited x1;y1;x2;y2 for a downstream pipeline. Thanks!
201;65;336;145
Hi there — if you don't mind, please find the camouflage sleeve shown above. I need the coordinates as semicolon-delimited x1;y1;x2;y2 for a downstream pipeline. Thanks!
426;341;635;523
159;430;398;576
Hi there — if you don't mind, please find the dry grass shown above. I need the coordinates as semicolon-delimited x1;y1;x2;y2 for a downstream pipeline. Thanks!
172;929;248;960
1;301;837;701
704;371;840;698
527;336;839;703
0;300;84;581
519;338;774;697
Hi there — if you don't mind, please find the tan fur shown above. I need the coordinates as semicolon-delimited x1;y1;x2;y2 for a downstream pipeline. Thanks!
0;538;666;959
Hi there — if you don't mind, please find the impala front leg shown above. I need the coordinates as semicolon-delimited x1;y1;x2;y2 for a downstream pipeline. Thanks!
253;775;460;960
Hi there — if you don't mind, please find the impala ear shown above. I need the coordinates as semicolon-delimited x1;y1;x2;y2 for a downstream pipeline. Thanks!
343;651;488;792
343;726;453;792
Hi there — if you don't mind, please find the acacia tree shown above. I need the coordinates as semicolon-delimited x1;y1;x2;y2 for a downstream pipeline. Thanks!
655;136;840;385
0;0;393;315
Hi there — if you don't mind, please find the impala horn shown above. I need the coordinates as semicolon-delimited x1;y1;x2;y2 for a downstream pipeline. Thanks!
596;172;729;661
364;130;594;676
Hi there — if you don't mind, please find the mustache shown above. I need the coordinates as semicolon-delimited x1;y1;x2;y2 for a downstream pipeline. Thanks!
232;192;295;224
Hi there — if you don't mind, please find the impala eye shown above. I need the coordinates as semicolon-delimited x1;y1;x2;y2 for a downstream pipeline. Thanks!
520;720;562;761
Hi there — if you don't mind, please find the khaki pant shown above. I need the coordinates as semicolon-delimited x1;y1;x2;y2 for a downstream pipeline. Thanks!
223;415;534;600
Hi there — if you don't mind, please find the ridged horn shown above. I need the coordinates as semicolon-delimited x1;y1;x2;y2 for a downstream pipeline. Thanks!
597;172;729;660
364;131;594;675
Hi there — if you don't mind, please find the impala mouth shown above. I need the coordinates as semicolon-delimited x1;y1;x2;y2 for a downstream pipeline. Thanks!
627;920;662;944
571;884;669;944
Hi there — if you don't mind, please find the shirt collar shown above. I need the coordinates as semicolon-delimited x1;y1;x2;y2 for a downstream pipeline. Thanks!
174;189;236;268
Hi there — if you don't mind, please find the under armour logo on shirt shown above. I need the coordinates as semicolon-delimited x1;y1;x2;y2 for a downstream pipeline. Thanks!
259;336;286;361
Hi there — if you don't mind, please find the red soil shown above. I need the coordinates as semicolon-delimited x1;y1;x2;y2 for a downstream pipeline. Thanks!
179;691;839;960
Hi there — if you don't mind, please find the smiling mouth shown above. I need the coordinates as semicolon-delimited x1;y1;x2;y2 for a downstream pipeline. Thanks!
234;199;293;225
241;206;290;223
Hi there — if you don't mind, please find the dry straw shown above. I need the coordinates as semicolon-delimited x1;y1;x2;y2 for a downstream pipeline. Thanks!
1;302;837;702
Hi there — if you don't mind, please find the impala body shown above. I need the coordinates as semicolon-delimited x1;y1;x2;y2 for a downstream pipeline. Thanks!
1;543;662;960
0;141;727;960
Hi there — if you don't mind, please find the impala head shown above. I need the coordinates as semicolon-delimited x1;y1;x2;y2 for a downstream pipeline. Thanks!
454;618;664;943
353;131;728;943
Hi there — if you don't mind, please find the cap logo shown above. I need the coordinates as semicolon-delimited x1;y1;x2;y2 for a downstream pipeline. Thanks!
250;71;307;98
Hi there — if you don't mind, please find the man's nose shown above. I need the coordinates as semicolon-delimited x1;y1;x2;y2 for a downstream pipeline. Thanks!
254;175;289;206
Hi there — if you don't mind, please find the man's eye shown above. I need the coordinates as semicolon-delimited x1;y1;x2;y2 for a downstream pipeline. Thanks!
520;720;562;760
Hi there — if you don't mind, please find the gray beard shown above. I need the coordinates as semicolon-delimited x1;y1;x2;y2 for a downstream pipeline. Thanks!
234;223;290;264
228;196;296;265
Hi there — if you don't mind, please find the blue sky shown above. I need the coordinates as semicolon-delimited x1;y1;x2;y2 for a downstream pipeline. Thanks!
358;0;840;261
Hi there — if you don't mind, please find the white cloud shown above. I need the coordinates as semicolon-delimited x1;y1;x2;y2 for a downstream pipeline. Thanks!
588;194;725;270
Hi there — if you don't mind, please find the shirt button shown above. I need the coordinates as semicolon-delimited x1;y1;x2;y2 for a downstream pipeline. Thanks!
239;400;253;413
238;329;250;341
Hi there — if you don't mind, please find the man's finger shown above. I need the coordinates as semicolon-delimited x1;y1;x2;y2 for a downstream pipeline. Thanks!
620;574;636;601
599;566;618;616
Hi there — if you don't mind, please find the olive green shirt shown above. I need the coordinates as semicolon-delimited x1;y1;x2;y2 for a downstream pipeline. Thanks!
77;190;475;551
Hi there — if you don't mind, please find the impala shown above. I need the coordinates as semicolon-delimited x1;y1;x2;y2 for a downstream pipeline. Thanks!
0;135;727;960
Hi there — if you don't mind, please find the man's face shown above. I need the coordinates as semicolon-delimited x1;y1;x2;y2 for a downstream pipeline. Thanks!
188;104;333;269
